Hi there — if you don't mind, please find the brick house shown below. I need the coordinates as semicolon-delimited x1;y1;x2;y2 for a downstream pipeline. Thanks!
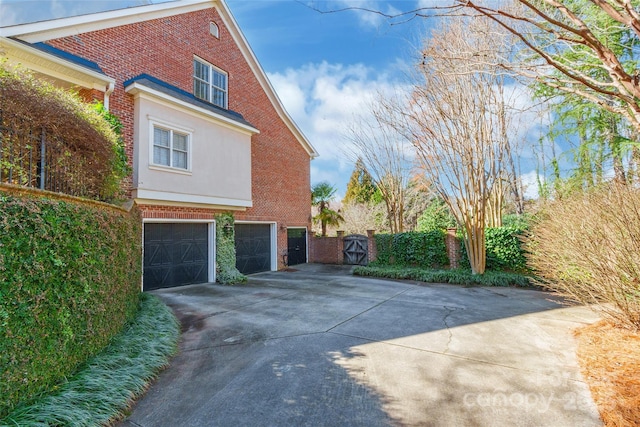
0;0;318;290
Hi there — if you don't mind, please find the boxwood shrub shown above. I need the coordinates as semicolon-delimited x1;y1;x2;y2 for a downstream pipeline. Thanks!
0;186;142;418
374;231;448;268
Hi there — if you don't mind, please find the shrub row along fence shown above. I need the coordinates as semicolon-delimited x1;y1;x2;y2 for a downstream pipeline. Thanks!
0;186;142;418
373;226;527;273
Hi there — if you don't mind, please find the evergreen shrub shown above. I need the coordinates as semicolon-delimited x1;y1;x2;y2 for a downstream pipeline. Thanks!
374;231;448;268
459;226;528;273
0;187;141;417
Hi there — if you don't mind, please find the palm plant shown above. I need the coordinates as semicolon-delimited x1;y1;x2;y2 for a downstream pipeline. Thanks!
311;182;344;236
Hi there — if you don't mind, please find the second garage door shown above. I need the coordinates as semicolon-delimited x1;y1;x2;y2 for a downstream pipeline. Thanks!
235;223;272;274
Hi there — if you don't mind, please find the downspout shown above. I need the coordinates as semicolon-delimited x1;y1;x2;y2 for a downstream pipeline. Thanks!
104;81;115;110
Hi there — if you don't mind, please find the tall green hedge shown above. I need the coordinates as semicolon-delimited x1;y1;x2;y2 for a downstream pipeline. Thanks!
374;231;448;268
0;188;142;417
459;226;528;273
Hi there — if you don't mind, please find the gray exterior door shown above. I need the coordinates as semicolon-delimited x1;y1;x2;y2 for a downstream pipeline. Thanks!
143;223;208;291
235;223;271;274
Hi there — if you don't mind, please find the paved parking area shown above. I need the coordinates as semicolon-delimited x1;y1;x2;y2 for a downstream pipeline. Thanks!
119;264;602;427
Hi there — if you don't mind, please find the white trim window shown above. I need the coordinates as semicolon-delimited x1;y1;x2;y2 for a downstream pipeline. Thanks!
151;124;190;171
194;57;228;109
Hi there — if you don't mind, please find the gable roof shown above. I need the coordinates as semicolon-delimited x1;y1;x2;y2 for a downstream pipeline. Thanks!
0;36;114;92
0;0;319;158
31;41;104;74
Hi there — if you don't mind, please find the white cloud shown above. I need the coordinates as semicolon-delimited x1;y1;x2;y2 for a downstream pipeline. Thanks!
268;61;558;199
333;0;386;28
268;61;406;191
308;0;408;29
521;170;542;200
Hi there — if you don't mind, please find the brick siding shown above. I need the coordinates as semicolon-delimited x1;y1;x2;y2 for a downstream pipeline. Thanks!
43;6;312;269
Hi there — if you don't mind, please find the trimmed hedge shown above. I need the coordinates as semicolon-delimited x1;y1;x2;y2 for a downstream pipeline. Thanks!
353;265;532;287
0;187;142;417
374;231;448;268
1;294;179;427
460;226;528;273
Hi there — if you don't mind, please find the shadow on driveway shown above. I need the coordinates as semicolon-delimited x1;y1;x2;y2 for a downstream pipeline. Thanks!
119;264;602;427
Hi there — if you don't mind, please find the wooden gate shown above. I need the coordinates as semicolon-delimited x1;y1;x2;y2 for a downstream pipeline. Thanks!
343;234;368;265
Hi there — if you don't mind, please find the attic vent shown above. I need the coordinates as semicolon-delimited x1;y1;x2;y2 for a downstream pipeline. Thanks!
210;22;219;38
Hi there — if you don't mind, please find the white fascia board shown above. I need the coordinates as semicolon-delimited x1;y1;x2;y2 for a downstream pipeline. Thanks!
125;82;260;135
217;0;319;159
0;36;114;90
134;188;252;209
0;0;214;43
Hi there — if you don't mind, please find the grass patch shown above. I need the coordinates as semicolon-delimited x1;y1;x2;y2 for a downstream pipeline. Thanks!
575;321;640;427
0;293;180;427
353;264;533;287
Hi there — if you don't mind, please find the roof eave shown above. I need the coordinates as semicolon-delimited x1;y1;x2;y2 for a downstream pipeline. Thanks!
0;36;114;90
217;0;319;159
0;0;214;43
125;80;260;136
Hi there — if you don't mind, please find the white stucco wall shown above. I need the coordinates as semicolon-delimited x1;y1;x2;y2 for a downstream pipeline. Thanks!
131;94;253;208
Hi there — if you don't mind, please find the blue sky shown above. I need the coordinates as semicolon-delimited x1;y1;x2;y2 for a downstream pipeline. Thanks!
0;0;550;198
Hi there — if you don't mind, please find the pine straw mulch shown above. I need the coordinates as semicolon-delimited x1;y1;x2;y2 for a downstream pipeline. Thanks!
574;321;640;427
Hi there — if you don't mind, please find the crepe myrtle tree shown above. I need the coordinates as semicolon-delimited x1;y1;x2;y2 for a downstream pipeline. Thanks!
384;16;520;274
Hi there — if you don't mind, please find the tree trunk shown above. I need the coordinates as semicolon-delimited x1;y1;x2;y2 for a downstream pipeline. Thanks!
464;222;486;275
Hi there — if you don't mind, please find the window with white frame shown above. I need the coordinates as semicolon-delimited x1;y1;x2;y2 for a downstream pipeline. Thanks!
193;57;228;109
152;125;190;170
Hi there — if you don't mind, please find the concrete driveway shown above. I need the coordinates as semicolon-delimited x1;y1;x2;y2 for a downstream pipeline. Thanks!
119;264;602;427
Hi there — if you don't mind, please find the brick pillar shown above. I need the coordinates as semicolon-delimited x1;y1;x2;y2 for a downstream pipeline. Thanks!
336;231;345;265
366;229;376;264
446;228;460;269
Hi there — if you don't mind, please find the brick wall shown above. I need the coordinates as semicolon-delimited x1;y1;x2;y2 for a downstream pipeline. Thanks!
309;231;378;265
309;233;344;265
44;6;312;269
138;204;222;220
445;228;461;268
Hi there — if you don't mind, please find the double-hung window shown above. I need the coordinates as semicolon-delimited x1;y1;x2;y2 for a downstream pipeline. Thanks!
193;57;228;109
152;125;190;170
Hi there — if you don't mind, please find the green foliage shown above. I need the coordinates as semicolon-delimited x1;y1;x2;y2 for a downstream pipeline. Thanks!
91;101;131;199
313;207;344;236
0;63;126;201
0;188;142;417
311;181;338;207
416;198;456;232
459;226;528;273
1;293;180;426
311;181;343;236
215;213;247;285
485;227;528;272
353;265;532;287
502;213;532;229
531;1;640;194
373;231;448;269
343;158;378;204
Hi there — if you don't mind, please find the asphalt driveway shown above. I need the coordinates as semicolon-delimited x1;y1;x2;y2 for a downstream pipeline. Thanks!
119;264;602;427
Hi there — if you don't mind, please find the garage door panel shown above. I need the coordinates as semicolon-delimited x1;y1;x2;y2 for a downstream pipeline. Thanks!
144;223;209;291
235;224;271;275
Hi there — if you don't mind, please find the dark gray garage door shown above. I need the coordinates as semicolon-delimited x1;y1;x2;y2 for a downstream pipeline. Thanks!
235;223;271;274
144;223;209;291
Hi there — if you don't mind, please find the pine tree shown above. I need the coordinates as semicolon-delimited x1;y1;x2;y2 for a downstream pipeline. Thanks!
343;158;378;204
